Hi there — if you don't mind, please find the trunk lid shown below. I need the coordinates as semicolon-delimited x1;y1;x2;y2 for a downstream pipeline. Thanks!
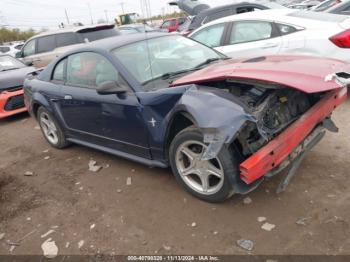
172;55;350;93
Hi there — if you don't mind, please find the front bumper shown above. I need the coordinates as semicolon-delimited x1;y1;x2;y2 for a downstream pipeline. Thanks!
0;88;27;119
240;87;348;184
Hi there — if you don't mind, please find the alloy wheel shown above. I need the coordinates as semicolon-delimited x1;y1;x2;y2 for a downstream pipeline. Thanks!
39;112;59;145
175;140;224;195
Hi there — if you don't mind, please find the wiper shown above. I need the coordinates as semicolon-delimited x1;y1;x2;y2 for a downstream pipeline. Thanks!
194;57;223;69
142;68;198;85
160;69;197;80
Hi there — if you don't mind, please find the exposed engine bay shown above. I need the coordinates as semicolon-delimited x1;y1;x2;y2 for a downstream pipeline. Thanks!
205;80;323;157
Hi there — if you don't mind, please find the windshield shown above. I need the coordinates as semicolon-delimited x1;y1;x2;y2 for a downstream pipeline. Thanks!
0;55;25;71
112;35;224;88
78;28;120;42
314;0;340;11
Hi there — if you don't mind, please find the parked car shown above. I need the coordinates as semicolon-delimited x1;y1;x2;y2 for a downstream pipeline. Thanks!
189;9;350;61
24;33;348;202
159;17;187;32
325;0;350;15
0;54;35;118
312;0;341;11
288;2;318;9
179;2;287;36
16;24;120;68
119;24;161;34
0;42;24;57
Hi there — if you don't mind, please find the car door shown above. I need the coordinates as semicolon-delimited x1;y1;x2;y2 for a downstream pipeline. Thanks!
54;51;150;158
21;39;38;66
217;20;282;59
34;35;59;67
190;23;228;49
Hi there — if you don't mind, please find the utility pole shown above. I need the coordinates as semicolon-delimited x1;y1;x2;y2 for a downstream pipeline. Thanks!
87;2;93;24
64;8;70;25
146;0;152;22
140;0;144;18
119;2;125;14
104;10;109;23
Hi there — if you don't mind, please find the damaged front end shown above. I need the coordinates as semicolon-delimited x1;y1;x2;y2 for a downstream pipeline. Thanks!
194;74;349;193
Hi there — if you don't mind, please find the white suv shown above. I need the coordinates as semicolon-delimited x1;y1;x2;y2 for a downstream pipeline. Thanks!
16;24;119;68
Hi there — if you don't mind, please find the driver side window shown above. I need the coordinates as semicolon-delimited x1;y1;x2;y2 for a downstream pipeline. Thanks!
191;23;226;47
23;40;36;57
64;52;129;90
161;21;171;28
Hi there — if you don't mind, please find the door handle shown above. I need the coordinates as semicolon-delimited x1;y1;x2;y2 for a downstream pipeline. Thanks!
102;110;112;116
261;43;278;49
32;58;41;62
64;95;73;100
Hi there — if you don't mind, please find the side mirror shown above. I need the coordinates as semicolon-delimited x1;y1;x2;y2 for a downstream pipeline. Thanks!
15;51;23;58
96;81;128;95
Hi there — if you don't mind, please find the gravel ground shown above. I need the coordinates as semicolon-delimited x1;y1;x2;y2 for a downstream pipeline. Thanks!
0;100;349;256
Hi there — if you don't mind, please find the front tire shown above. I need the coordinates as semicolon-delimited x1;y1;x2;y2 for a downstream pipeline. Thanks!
37;107;69;149
169;127;237;203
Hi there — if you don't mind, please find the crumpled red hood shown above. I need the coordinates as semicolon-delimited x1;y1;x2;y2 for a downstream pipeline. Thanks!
172;55;350;93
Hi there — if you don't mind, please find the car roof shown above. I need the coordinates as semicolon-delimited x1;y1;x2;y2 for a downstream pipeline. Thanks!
26;24;116;41
189;9;346;35
82;32;170;51
327;0;350;12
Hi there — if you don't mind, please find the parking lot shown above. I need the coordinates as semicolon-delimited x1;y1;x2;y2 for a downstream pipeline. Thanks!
0;99;348;255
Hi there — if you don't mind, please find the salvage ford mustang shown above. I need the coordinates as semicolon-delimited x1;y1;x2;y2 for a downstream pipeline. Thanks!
24;33;348;202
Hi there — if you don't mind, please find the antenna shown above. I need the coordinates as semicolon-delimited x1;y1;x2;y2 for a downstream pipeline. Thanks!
64;8;70;25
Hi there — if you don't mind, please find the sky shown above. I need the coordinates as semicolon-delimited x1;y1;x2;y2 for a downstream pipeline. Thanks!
0;0;234;30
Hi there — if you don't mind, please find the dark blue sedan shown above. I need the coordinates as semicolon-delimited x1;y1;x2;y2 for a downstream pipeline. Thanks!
24;33;347;202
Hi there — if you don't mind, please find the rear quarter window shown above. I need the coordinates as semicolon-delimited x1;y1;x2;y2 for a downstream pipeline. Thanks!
56;33;79;48
52;58;66;81
78;28;119;42
276;23;299;35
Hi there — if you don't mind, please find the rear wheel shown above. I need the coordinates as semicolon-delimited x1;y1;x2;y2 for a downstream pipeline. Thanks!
37;107;69;149
169;127;237;203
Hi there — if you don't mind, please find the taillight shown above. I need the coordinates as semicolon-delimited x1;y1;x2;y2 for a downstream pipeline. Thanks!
330;29;350;48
